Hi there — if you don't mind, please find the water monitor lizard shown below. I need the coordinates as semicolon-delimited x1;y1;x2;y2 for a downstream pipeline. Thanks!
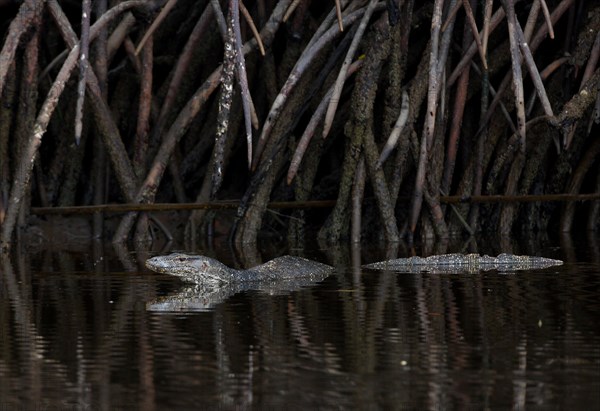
362;253;563;273
145;253;333;311
146;253;334;284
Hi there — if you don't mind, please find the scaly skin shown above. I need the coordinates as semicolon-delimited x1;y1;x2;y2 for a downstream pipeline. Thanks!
362;253;563;273
145;253;334;285
145;253;334;311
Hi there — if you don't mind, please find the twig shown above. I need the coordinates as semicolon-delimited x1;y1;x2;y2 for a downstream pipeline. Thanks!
486;115;550;194
211;0;256;167
377;90;409;166
523;0;541;41
287;59;363;184
481;0;493;56
240;1;265;56
28;193;600;215
210;0;227;38
408;0;443;235
461;0;487;69
283;0;303;22
47;0;139;197
133;33;153;180
306;0;350;51
135;0;178;55
527;57;569;115
351;18;398;242
469;59;518;138
503;0;526;146
539;0;555;39
472;0;575;141
441;0;462;32
554;68;600;132
335;0;344;32
92;0;108;239
74;0;91;145
487;0;574;143
212;9;236;196
446;195;475;235
106;12;137;62
152;5;214;146
515;21;553;118
149;214;173;241
123;37;142;74
579;31;600;92
231;0;254;167
1;0;149;248
447;6;505;87
113;0;294;242
351;158;366;242
529;0;574;51
253;4;384;168
323;0;378;138
562;31;600;149
0;0;45;98
441;5;474;194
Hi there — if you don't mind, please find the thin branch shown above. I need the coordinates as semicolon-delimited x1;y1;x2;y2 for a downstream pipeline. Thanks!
253;5;383;168
523;0;541;41
231;0;254;167
240;1;265;56
0;0;45;98
323;0;378;138
153;5;214;145
474;0;575;139
27;193;600;215
503;0;526;146
74;0;91;145
133;33;153;180
113;0;294;241
447;6;505;87
470;60;518;137
408;0;443;235
515;21;553;118
481;0;493;56
212;1;238;196
461;0;487;69
377;90;409;166
135;0;178;55
539;0;555;39
579;30;600;91
287;59;363;184
442;5;474;194
283;0;303;22
210;0;228;38
335;0;344;32
1;0;148;248
47;0;139;197
351;158;366;242
527;56;569;116
441;0;462;32
306;0;351;51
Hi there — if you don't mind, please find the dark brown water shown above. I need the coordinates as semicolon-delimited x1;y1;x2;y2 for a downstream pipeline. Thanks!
1;236;599;410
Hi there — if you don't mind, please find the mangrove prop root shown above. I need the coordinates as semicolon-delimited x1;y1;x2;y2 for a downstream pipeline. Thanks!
1;0;596;246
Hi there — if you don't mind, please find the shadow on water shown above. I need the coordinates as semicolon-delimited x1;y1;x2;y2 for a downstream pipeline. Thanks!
0;233;599;409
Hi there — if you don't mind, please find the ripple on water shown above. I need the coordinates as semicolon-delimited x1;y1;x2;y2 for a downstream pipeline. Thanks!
0;247;598;409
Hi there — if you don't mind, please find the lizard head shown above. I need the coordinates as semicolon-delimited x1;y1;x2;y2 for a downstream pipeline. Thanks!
146;253;232;285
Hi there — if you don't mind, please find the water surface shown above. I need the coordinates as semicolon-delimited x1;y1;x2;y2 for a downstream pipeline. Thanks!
1;237;598;410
